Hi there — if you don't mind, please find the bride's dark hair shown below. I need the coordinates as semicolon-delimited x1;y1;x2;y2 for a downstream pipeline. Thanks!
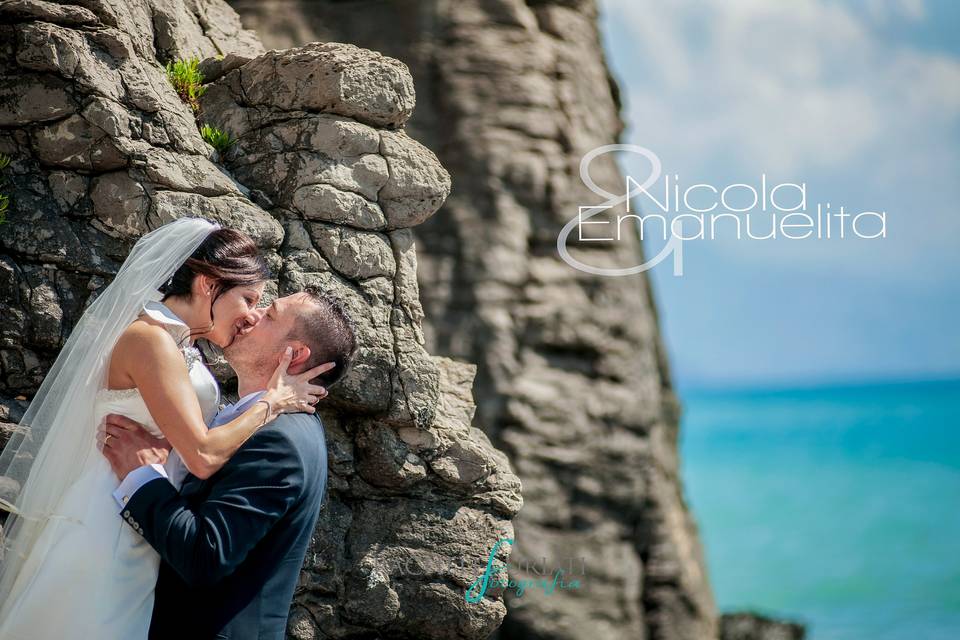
159;228;270;336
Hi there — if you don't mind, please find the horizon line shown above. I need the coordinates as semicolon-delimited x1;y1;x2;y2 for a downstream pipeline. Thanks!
675;371;960;395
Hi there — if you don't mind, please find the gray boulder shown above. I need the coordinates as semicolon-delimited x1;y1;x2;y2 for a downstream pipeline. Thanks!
0;1;521;638
232;1;720;639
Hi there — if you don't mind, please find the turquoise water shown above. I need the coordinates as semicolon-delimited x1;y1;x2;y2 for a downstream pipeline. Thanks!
680;379;960;640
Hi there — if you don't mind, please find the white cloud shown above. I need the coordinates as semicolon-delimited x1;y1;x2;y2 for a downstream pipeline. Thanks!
865;0;926;23
599;0;960;279
602;0;959;173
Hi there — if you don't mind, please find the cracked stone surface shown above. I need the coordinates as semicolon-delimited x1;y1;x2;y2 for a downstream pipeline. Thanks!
0;1;521;638
231;1;719;639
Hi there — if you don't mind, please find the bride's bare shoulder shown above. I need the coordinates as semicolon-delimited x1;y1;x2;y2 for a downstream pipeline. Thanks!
112;318;181;365
108;318;183;388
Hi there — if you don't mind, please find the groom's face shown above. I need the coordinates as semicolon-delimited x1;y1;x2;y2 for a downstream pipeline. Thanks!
223;292;314;377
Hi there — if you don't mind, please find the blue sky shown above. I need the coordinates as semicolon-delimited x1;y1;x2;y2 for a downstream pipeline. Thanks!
597;0;960;388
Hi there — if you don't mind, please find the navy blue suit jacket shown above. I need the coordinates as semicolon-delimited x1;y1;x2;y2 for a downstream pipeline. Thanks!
123;413;327;640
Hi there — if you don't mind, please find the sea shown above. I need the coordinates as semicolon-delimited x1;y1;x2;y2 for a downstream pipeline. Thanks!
680;378;960;640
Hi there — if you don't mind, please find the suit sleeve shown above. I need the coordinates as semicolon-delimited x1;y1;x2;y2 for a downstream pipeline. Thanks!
122;427;304;586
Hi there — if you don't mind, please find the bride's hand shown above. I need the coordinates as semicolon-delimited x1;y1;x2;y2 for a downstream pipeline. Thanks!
262;346;335;417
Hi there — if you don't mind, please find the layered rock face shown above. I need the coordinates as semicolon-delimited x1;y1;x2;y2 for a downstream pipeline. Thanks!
720;613;806;640
0;1;521;638
231;1;717;639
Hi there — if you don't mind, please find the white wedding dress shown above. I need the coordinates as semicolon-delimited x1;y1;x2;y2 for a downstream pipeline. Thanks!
0;301;220;639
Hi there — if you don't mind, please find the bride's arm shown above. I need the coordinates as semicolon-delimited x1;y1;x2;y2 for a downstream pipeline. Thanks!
112;323;330;479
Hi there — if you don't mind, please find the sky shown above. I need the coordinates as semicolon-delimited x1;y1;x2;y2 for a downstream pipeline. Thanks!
596;0;960;389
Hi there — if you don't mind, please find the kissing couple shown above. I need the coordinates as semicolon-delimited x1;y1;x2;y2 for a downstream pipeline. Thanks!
0;217;357;639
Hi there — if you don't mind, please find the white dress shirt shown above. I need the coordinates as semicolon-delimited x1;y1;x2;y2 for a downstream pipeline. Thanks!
112;390;267;509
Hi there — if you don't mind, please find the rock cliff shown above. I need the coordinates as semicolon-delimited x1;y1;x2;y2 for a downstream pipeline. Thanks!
0;1;521;638
229;1;717;639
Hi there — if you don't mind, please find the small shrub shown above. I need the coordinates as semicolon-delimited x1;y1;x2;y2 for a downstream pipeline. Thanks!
200;124;235;153
165;57;206;113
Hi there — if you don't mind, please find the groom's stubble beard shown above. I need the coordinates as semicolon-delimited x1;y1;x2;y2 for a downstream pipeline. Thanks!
253;349;281;381
231;341;282;386
222;340;261;384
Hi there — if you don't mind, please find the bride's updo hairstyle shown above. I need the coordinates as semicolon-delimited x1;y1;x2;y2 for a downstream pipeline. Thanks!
159;228;270;335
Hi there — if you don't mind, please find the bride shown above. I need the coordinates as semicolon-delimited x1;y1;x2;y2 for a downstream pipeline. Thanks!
0;218;328;638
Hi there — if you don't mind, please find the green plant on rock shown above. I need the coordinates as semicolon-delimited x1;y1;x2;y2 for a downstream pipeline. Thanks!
165;57;206;113
0;153;10;225
200;124;235;153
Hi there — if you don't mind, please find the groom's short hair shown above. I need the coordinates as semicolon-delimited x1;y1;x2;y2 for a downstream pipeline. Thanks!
288;287;357;388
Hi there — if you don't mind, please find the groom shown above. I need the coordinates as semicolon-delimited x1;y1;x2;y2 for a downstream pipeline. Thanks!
101;287;356;640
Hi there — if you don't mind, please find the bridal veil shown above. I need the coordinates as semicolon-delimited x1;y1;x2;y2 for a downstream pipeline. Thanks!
0;217;219;600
